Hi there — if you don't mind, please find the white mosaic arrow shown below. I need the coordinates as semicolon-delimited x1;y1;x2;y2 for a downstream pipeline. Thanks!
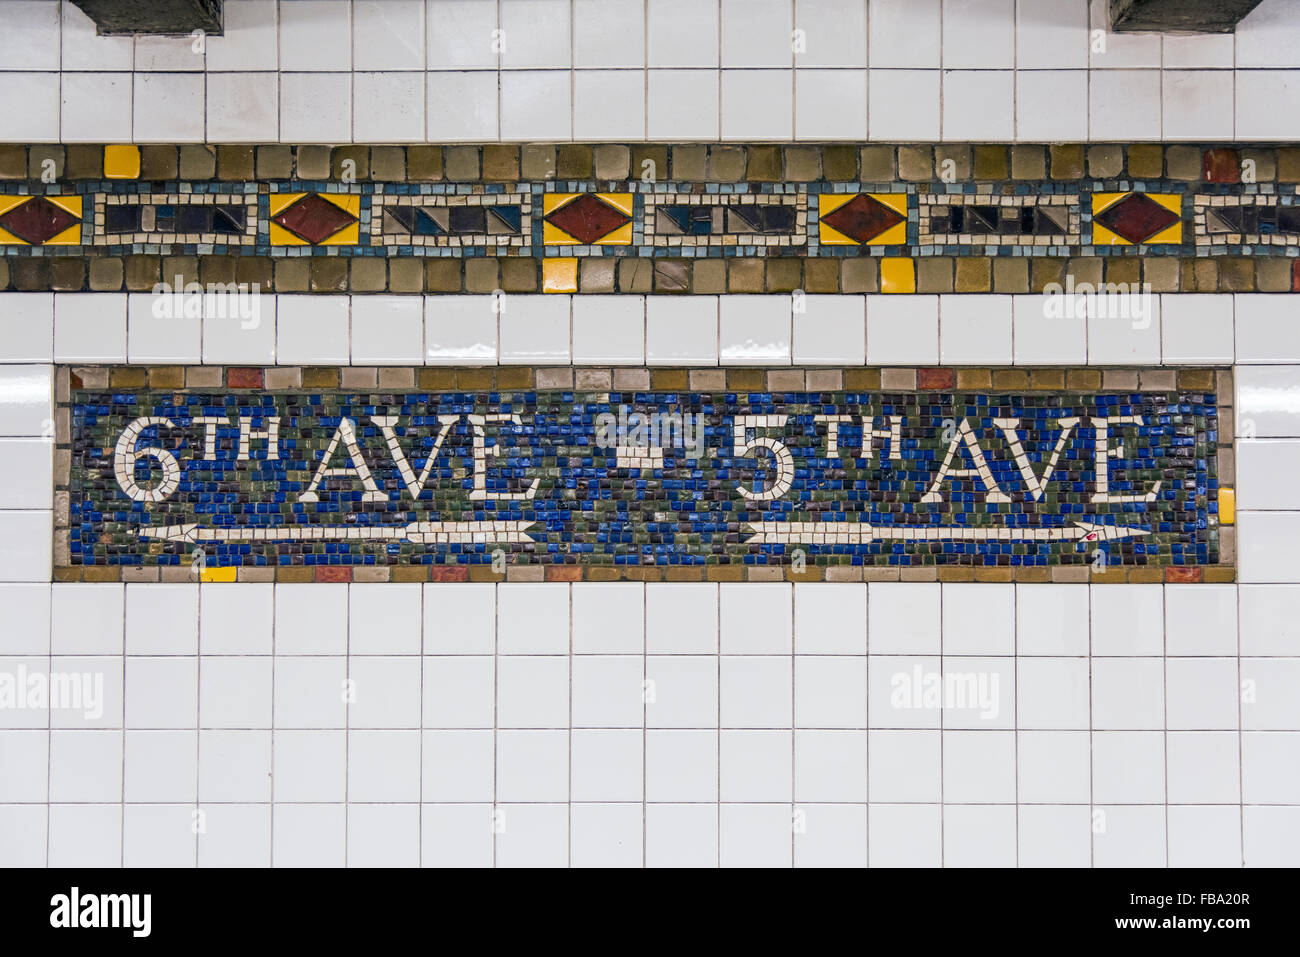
743;520;1151;546
137;521;540;545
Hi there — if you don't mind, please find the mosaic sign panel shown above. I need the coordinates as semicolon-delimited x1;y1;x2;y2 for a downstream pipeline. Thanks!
59;372;1225;581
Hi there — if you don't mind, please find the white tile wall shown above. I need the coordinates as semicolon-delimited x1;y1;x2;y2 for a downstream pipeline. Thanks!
4;0;1300;142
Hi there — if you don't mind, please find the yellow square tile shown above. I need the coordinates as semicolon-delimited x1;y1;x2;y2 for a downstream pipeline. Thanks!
880;257;915;294
1219;487;1234;526
543;258;578;293
199;566;237;583
104;145;141;179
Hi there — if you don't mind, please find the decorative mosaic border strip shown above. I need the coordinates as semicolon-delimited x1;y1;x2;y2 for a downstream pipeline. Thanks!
4;143;1300;293
52;364;1235;585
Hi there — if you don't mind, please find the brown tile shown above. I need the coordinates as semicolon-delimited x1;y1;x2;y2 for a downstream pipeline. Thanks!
443;146;479;181
1030;257;1066;294
350;258;387;292
556;145;593;179
199;255;235;287
331;146;369;180
1219;258;1254;292
1143;257;1180;292
65;144;104;179
727;369;764;390
784;146;821;182
1276;148;1300;183
88;257;124;291
842;369;881;390
651;370;688;390
123;256;159;291
255;145;293;179
859;146;895;181
916;257;953;293
425;258;462;293
418;368;456;390
10;259;48;291
579;257;617;293
464;258;499;293
897;146;932;181
840;258;877;293
1242;148;1276;182
1105;257;1140;287
917;368;955;390
500;257;538;292
1066;369;1102;390
654;260;689;292
746;145;782;181
388;257;425;293
1049;144;1085;179
671;145;708;181
576;369;613;390
139;145;178;179
934;146;971;180
1177;369;1214;390
110;368;148;388
954;258;991;292
1127;144;1164;178
1102;370;1138;390
274;258;310;292
236;257;273;291
302;368;339;388
767;370;803;391
972;146;1007;179
708;145;747;182
765;258;801;293
992;258;1028;293
617;258;653;293
803;258;839;293
991;369;1029;390
49;258;84;292
1256;258;1292;292
178;145;215;179
310;258;348;293
0;145;25;179
1028;369;1065;390
1202;147;1240;183
1086;145;1123;178
294;145;330;180
369;145;406;181
1010;146;1045;180
728;258;764;293
821;145;858;181
406;145;444;181
521;144;556;180
1067;257;1103;287
1192;258;1219;291
594;144;631;180
217;145;255;180
631;145;668;184
956;369;990;389
150;367;185;389
1165;145;1202;181
691;259;726;294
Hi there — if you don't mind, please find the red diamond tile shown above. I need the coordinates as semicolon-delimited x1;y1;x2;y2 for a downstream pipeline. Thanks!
544;194;630;244
272;194;358;244
821;193;904;244
0;197;79;245
1094;193;1181;244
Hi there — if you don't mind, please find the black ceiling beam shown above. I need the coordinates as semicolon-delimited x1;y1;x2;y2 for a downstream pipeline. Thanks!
1110;0;1264;33
68;0;223;35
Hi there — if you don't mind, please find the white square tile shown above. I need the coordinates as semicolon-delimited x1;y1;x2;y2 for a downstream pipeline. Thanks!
48;804;121;868
0;805;45;866
943;70;1013;141
0;583;50;655
572;296;644;364
1239;584;1300;654
942;583;1014;655
279;0;351;70
1237;294;1300;363
1236;70;1300;141
47;656;122;729
1241;732;1300;801
60;1;133;70
1165;584;1238;655
721;69;793;141
571;729;643;801
1159;294;1233;364
348;582;421;654
794;0;867;68
794;729;868;801
127;292;201;363
1087;296;1161;365
423;582;496;654
500;70;571;140
572;582;644;653
1092;585;1164;656
1090;69;1162;141
273;657;348;728
943;729;1016;802
721;656;792;727
421;803;494;866
203;293;275;365
1236;0;1300;67
1017;657;1090;729
498;295;570;364
570;803;643;868
866;296;938;365
51;582;123;654
1015;0;1088;69
720;803;792;868
132;72;204;142
574;0;645;68
794;582;865;654
1017;730;1090;802
646;297;718;365
200;658;273;728
795;657;866;728
205;0;279;70
645;657;718;728
0;730;47;802
200;582;272;654
124;730;197;802
351;295;424;365
346;657;421;729
721;0;791;67
939;295;1011;364
0;511;51;580
274;729;346;801
125;583;198;654
50;729;121;801
424;295;498;364
279;72;352;142
1168;731;1240;803
354;72;426;142
1018;805;1091;867
273;804;345;867
1093;730;1164;802
720;582;791;653
795;69;867;141
1163;70;1234;140
1091;659;1164;729
54;293;127;363
1015;70;1088;142
942;0;1013;68
348;804;420;867
348;730;421;802
1011;292;1087;365
573;70;646;141
1168;805;1242;868
647;0;718;67
869;656;941;728
0;293;54;362
869;69;940;140
1163;33;1234;68
276;294;349;365
0;438;52;510
645;803;716;868
1241;659;1300;729
792;295;864;366
0;72;60;141
206;72;278;142
719;295;791;365
648;69;720;140
944;804;1018;866
426;70;499;141
1236;365;1300;438
134;35;203;71
426;0;499;69
124;657;198;729
1244;806;1300;867
497;729;568;801
60;72;131;142
870;0;939;68
500;0;570;68
497;583;569;653
199;730;272;802
719;729;791;801
274;583;348;654
0;365;52;437
868;582;940;654
572;656;643;727
646;730;716;799
1087;0;1161;68
423;657;494;729
868;803;941;866
423;730;493;799
354;0;425;70
1238;512;1300;582
646;582;718;653
1015;583;1089;655
0;1;62;70
1167;657;1239;729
